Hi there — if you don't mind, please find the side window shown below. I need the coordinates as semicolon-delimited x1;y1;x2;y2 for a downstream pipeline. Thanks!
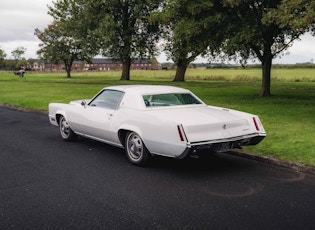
89;90;124;110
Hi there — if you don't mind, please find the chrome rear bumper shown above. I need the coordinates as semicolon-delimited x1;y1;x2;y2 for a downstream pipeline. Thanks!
176;134;265;159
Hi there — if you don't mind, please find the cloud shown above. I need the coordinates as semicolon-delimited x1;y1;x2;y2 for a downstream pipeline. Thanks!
0;0;53;58
274;33;315;64
0;0;52;42
0;0;314;63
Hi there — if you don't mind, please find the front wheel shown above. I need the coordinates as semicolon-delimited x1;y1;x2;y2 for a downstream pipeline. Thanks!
125;132;150;166
59;115;76;141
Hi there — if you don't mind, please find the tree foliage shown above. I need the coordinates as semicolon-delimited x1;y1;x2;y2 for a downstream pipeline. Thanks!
0;47;6;59
158;0;228;81
264;0;315;34
35;21;91;78
43;0;162;80
47;0;100;58
35;0;96;78
11;47;26;60
219;0;314;96
10;46;27;70
86;0;162;80
0;47;6;69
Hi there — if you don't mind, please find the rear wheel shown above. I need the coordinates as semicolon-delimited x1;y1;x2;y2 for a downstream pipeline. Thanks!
59;115;76;141
125;131;150;166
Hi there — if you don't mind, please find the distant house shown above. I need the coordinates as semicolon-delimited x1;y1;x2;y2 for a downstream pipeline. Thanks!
2;59;45;71
27;60;45;71
2;58;161;71
73;58;161;71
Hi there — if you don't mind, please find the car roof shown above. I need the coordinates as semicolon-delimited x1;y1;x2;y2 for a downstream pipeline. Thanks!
103;85;198;110
105;85;190;95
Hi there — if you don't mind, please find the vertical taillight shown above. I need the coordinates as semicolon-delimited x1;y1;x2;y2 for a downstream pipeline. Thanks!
253;117;260;131
177;125;185;142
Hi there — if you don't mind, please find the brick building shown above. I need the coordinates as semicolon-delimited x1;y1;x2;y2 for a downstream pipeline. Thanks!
73;58;161;71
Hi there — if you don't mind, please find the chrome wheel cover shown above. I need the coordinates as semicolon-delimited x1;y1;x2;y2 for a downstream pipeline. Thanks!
127;133;143;162
60;117;71;138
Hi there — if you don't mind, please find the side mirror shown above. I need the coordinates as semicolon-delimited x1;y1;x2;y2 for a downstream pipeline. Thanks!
81;100;86;107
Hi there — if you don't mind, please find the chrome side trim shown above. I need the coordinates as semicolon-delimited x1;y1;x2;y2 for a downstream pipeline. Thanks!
75;132;124;148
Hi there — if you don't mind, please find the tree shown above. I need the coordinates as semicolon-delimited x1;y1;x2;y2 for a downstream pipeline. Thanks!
93;0;162;80
266;1;315;60
222;0;315;97
0;47;6;69
47;0;100;59
265;0;315;35
0;47;6;60
48;0;162;80
36;22;86;78
11;46;26;60
158;0;228;81
36;0;100;77
11;46;27;70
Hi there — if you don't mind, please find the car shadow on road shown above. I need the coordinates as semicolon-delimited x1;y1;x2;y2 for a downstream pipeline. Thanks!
150;152;253;171
75;136;258;175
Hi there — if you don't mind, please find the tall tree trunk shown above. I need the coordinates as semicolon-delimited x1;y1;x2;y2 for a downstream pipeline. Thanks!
260;53;272;97
120;57;131;80
64;59;72;78
66;69;71;78
173;58;188;82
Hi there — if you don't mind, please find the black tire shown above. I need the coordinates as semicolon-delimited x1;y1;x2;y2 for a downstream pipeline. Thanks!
125;131;150;166
59;115;76;141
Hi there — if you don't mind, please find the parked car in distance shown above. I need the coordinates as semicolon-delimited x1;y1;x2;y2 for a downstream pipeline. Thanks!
49;85;266;166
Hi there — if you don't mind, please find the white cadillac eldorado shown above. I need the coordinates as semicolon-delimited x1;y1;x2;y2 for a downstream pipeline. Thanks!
49;85;266;165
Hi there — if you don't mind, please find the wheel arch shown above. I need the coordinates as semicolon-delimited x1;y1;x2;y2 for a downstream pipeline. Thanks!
118;125;143;147
55;111;67;125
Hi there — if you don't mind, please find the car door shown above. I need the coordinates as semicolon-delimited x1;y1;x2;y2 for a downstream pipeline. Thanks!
76;89;124;143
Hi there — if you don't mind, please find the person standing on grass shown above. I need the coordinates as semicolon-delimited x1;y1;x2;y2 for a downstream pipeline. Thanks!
18;67;25;77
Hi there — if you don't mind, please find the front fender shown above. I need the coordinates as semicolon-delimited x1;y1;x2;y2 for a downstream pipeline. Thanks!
49;110;67;126
48;103;69;126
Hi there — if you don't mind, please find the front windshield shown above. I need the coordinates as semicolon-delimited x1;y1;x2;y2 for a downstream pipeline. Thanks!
143;93;202;107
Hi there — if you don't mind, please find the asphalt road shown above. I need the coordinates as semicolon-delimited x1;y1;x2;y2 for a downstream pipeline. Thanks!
1;106;315;230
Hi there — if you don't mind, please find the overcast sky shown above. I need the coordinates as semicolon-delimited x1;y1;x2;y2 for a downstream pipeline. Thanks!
1;0;314;64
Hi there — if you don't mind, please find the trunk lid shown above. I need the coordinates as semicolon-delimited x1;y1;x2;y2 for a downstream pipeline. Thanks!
147;105;254;143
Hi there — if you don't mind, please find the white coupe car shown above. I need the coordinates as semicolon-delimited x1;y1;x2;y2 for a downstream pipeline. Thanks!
49;85;266;165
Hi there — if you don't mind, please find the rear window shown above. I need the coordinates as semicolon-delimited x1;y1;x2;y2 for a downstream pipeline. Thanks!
143;93;202;107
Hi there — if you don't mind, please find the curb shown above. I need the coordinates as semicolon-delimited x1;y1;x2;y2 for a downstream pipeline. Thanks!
0;104;47;115
230;149;315;175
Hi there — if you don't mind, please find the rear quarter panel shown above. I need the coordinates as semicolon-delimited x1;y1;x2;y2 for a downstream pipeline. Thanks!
114;109;187;158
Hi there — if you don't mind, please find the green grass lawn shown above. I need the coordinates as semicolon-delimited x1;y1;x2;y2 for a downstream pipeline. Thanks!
1;68;314;166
